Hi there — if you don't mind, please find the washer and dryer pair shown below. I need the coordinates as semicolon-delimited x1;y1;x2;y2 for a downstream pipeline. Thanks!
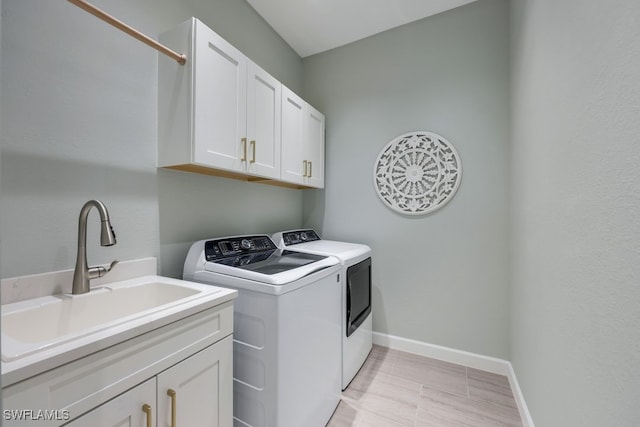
183;230;372;427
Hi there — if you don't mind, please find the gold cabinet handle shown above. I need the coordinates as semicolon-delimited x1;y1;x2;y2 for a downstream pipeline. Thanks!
240;137;247;162
167;389;177;427
250;140;256;164
142;404;152;427
308;161;312;178
303;160;308;177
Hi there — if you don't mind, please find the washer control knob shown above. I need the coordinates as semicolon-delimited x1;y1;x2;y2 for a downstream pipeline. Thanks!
240;239;252;250
300;233;308;241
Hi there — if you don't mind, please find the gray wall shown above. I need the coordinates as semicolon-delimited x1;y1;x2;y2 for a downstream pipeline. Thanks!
0;0;303;279
302;0;510;358
510;0;640;425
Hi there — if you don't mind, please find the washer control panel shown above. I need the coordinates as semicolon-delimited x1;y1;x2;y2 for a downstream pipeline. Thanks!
205;235;276;261
281;230;321;246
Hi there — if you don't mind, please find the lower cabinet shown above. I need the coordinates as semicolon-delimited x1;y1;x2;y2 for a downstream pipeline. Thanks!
2;303;234;427
157;336;233;427
66;378;155;427
66;337;233;427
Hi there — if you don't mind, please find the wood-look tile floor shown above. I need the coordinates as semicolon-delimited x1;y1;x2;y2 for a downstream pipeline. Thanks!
327;345;523;427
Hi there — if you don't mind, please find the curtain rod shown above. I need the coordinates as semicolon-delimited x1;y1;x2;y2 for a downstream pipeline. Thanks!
68;0;186;65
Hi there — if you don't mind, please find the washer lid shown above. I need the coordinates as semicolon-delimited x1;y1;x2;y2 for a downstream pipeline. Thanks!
203;252;338;284
285;240;371;263
272;230;371;263
202;235;339;284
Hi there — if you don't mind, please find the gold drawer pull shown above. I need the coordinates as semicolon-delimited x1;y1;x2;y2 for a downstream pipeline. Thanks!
167;389;177;427
303;160;308;177
240;137;247;161
250;140;256;163
308;161;312;178
142;404;152;427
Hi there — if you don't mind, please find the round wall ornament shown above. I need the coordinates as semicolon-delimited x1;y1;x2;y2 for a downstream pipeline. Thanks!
373;131;462;215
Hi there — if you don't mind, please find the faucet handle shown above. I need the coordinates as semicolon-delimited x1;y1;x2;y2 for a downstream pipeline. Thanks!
88;260;119;280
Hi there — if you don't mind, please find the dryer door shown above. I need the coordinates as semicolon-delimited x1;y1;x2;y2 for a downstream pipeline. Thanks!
346;257;372;337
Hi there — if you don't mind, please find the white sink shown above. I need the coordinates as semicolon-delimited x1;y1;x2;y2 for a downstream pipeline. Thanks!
1;276;235;366
3;282;199;345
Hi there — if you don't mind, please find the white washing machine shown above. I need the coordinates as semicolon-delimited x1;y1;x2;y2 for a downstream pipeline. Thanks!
271;229;373;390
183;234;341;427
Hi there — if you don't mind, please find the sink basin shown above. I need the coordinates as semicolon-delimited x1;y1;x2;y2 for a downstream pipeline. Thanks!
3;282;199;344
1;276;235;365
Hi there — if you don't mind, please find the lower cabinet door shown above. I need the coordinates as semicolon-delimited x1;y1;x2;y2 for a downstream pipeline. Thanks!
157;336;233;427
66;378;156;427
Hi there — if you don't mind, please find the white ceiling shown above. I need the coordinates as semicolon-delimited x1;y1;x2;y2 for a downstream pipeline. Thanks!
246;0;479;58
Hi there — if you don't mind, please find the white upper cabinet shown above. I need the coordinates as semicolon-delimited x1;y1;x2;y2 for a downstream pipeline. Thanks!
305;103;325;188
281;86;325;188
281;87;306;185
158;17;321;187
246;61;281;179
192;21;247;172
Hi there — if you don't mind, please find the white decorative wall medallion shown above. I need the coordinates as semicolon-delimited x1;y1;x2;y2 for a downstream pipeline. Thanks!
373;131;462;215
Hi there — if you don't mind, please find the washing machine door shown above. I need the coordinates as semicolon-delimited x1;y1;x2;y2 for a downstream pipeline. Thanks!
216;249;328;274
202;235;339;285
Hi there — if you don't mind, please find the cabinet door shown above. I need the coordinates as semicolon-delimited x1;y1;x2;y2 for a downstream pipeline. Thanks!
246;61;281;179
305;105;325;188
281;86;306;185
157;336;233;427
193;20;247;172
66;378;156;427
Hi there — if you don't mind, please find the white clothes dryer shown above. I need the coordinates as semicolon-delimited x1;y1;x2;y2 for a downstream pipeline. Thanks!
271;229;373;390
183;234;341;427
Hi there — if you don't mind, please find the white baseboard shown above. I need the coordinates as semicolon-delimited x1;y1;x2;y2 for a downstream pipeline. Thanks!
505;360;536;427
372;332;534;427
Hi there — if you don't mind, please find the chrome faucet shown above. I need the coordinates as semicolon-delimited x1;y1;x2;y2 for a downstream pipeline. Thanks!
72;200;118;295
